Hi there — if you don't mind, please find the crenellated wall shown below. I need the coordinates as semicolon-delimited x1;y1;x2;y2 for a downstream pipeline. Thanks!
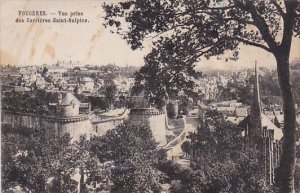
1;110;92;142
128;108;167;147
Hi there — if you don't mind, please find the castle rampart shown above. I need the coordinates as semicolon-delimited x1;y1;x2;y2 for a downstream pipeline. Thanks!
1;108;91;142
129;108;167;147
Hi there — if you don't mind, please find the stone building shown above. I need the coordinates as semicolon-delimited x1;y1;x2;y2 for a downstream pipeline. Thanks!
127;96;168;147
47;93;92;141
2;92;92;142
191;64;283;185
238;64;283;185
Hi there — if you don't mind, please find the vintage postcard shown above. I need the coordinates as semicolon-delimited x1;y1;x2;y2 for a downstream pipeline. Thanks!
1;0;300;192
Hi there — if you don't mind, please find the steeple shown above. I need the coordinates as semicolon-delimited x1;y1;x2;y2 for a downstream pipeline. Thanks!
250;61;262;137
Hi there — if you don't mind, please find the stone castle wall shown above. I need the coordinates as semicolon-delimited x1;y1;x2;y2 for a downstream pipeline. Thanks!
1;110;91;142
55;120;92;141
2;111;42;129
92;118;124;136
60;104;80;116
129;108;167;147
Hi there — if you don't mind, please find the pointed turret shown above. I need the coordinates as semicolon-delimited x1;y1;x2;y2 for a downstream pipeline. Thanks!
250;61;262;137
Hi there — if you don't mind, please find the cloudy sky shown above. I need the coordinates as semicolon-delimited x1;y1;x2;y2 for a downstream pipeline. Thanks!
1;0;299;70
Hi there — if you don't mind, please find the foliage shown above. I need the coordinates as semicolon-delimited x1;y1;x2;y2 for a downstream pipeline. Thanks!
131;55;201;108
217;74;254;105
217;69;284;106
1;127;73;193
103;78;118;109
41;67;48;77
180;157;269;193
181;141;191;156
90;122;163;193
178;95;194;115
156;159;190;182
103;2;300;190
259;70;281;97
1;126;108;193
189;110;243;162
1;89;56;112
181;109;270;192
103;0;300;106
88;96;110;110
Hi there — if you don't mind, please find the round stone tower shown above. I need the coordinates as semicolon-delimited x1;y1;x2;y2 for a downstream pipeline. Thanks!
45;92;92;142
59;93;81;116
128;108;167;147
166;100;179;119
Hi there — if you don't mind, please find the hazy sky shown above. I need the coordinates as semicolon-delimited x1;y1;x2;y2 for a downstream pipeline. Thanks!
1;0;299;70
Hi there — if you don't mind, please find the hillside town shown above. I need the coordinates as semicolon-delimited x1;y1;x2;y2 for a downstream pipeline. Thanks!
2;0;300;192
1;58;300;192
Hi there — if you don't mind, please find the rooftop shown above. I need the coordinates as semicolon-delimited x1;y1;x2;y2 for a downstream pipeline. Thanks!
60;93;80;106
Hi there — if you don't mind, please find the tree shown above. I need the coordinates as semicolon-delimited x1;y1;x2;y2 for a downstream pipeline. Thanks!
103;1;300;192
217;74;255;105
1;127;75;193
90;122;162;192
181;157;269;193
1;125;108;193
181;141;191;157
89;96;110;110
186;109;270;193
131;58;201;108
103;78;118;109
178;95;194;115
189;110;244;163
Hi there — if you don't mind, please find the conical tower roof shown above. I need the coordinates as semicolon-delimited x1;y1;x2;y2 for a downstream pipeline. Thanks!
60;93;80;106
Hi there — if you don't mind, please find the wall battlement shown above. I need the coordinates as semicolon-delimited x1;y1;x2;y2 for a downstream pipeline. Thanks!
129;108;167;147
2;109;89;123
129;108;165;116
44;115;89;123
1;109;91;142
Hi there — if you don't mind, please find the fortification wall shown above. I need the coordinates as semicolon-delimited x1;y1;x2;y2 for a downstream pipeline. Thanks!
129;109;167;146
167;101;179;119
149;114;167;146
60;105;80;116
55;120;92;141
1;110;92;142
92;118;124;136
2;111;42;129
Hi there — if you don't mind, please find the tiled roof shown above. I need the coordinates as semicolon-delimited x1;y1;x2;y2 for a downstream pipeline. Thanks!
261;114;283;140
238;114;283;141
274;114;284;123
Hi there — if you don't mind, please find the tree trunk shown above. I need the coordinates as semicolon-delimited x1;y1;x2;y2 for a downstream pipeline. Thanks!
276;54;296;193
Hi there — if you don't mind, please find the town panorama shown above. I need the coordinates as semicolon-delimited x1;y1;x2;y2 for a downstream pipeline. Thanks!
1;0;300;193
1;58;300;192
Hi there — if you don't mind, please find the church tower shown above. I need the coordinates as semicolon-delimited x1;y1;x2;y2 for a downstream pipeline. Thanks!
249;62;262;140
238;62;283;185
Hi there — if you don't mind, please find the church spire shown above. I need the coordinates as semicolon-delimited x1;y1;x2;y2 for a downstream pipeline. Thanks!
250;61;262;137
253;61;262;114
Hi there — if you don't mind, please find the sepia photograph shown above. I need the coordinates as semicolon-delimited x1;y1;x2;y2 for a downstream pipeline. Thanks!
1;0;300;192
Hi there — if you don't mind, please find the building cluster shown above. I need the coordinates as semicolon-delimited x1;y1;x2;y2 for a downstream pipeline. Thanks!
0;61;138;100
193;69;254;101
2;59;300;189
193;64;300;186
2;92;92;142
